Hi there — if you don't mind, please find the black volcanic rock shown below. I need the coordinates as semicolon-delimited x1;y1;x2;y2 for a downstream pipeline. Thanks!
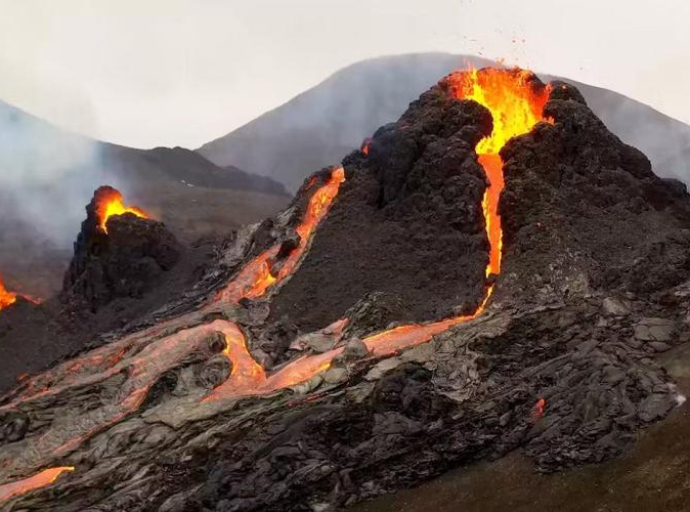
498;81;690;306
62;186;181;311
269;87;493;331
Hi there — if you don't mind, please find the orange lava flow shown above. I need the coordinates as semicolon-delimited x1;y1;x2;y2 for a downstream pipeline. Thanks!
216;167;346;303
0;467;74;505
95;188;148;233
448;67;550;276
0;272;17;313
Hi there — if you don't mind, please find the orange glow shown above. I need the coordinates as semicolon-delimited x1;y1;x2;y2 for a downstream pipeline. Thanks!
95;188;149;233
531;397;546;423
216;167;345;303
361;138;371;156
0;272;17;313
0;467;74;505
447;67;550;276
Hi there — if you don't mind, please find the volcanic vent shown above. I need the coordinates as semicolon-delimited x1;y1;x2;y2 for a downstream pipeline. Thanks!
269;68;551;332
62;186;180;311
2;68;690;511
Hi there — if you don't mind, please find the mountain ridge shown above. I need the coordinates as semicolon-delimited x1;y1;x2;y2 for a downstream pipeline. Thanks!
198;53;690;192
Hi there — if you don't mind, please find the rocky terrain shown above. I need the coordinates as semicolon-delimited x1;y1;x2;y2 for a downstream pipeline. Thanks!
1;69;690;512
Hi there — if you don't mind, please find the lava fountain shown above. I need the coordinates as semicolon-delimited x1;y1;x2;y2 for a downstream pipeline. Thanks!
94;187;149;233
0;272;17;313
447;67;551;276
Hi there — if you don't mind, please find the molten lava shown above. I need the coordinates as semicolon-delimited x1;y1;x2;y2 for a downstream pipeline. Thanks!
447;67;551;276
216;167;346;303
0;272;17;313
95;188;149;233
0;467;74;505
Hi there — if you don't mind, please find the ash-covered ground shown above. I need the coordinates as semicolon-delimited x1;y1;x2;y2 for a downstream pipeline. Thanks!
2;72;690;512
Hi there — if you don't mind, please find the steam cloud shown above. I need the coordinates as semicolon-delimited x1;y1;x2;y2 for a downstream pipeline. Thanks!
0;101;127;250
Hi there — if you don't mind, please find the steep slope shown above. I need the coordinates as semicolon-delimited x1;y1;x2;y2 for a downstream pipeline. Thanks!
198;53;690;191
2;69;690;512
0;100;290;297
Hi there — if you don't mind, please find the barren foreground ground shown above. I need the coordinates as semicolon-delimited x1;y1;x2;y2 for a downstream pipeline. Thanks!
356;344;690;512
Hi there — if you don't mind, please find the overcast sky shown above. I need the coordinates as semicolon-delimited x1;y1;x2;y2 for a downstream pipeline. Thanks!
1;0;689;149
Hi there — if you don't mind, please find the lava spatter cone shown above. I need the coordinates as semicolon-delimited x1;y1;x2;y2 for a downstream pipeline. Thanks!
61;186;180;311
3;68;690;511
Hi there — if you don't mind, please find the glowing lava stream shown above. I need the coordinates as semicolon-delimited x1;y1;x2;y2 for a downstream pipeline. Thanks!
0;467;74;505
216;167;346;303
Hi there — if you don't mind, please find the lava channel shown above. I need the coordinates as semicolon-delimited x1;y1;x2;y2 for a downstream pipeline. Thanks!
215;166;346;303
0;467;74;506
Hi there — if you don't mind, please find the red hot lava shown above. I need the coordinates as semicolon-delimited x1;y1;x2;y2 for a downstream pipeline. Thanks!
0;272;41;313
531;397;547;423
94;187;149;233
0;272;17;313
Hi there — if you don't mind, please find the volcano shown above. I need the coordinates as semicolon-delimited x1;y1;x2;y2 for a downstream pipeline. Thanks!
1;68;690;511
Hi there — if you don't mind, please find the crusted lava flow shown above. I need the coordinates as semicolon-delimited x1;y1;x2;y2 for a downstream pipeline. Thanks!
94;186;149;233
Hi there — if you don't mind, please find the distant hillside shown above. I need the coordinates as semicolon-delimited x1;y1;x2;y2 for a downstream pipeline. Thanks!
198;53;690;191
0;100;290;297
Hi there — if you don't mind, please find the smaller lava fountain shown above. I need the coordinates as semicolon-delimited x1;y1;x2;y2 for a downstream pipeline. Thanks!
94;187;149;233
0;272;17;313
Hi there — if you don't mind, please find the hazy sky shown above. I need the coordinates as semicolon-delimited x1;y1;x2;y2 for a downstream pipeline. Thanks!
1;0;689;149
